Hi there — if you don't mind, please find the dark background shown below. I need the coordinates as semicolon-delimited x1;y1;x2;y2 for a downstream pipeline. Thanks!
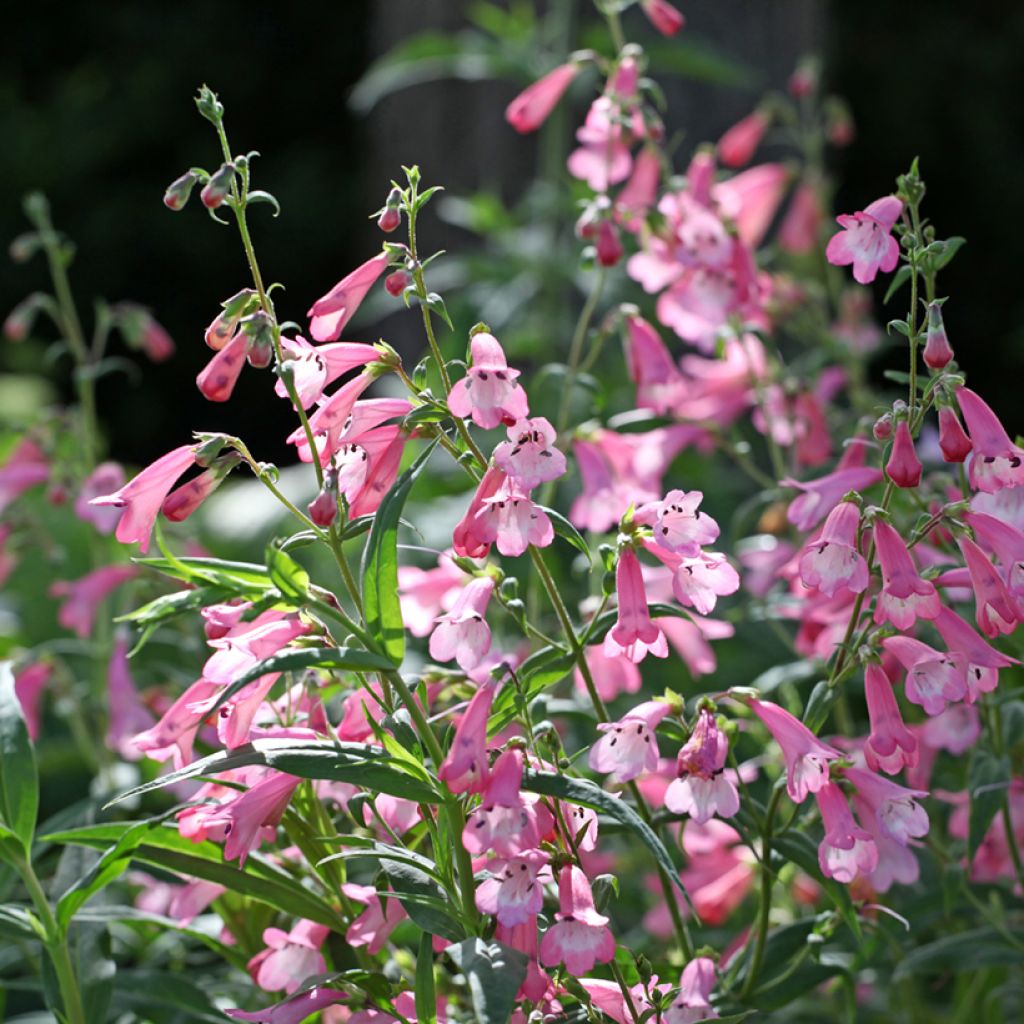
4;0;1023;467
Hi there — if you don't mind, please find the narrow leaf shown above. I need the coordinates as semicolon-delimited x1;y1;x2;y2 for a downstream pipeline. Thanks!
0;662;38;853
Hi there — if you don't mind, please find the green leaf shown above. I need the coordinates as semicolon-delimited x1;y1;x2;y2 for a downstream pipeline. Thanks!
134;555;274;593
447;938;528;1024
968;748;1010;860
0;902;40;940
319;839;447;887
801;680;838;733
362;441;437;665
893;926;1024;979
110;967;233;1023
771;832;860;939
0;662;38;853
488;648;575;736
522;770;694;914
883;264;913;303
382;860;464;941
416;931;437;1024
929;236;966;272
117;586;221;626
266;543;311;600
246;190;281;217
537;505;591;560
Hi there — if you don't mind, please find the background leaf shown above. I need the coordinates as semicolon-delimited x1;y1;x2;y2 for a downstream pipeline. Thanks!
0;662;38;853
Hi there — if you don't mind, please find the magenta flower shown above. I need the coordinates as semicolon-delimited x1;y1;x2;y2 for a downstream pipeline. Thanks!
965;511;1024;600
75;462;126;534
14;663;51;741
90;444;198;553
539;866;615;975
225;988;345;1024
493;417;567;489
872;520;941;629
205;772;301;865
883;635;967;715
665;957;719;1024
843;767;929;846
248;919;329;994
106;635;154;760
448;332;529;429
428;575;495;672
717;110;768;168
438;679;498;795
958;534;1021;637
825;195;903;284
862;663;918;775
276;336;378;408
956;387;1024;492
932;604;1018;703
475;849;550;927
473;484;554;558
815;781;879;883
886;420;923;488
505;63;579;133
798;501;868;597
342;883;407;954
589;700;670;784
603;548;668;663
938;406;973;463
162;466;227;522
463;749;551;856
50;564;137;638
307;252;388;342
640;0;685;36
665;708;739;824
749;698;841;803
783;463;883;532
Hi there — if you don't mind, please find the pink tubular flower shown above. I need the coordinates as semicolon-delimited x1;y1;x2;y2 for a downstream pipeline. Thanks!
779;181;823;253
815;782;878;883
475;849;549;926
938;406;973;463
493;417;567;489
225;988;346;1024
539;866;615;975
75;462;126;534
663;550;740;616
205;772;302;865
505;63;579;133
473;485;554;558
50;564;137;638
956;387;1024;492
749;698;841;803
448;332;529;429
463;749;551;856
641;0;685;36
825;195;903;284
290;370;376;464
89;444;198;553
665;708;739;824
886;420;922;488
248;919;329;994
497;921;552;1004
162;466;226;522
843;768;929;846
568;95;635;193
129;677;219;768
603;548;668;663
624;314;685;414
958;534;1021;637
0;438;49;515
197;329;249;402
717;110;768;168
438;679;499;795
428;575;495;672
107;635;154;760
644;489;720;557
342;883;407;954
798;501;868;597
862;663;918;775
307;252;388;342
276;337;379;408
922;301;954;369
783;464;884;532
14;663;52;741
398;555;464;638
665;957;718;1024
452;465;506;559
932;604;1018;703
589;700;670;784
872;520;941;629
883;635;967;715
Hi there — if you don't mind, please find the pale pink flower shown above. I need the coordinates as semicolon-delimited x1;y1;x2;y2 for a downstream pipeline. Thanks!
643;489;720;556
429;576;495;672
825;195;903;284
589;700;670;783
749;698;841;803
225;988;346;1024
872;520;942;629
665;957;719;1024
201;600;252;640
50;564;137;638
815;782;878;883
778;181;823;253
664;550;741;615
307;252;389;342
248;919;329;994
168;879;226;926
276;336;378;408
398;555;465;638
288;371;375;464
783;463;884;532
75;462;126;534
844;767;929;846
956;387;1024;492
717;110;768;168
882;635;967;715
659;614;733;678
862;663;918;775
852;796;920;894
712;163;789;248
575;645;642;702
569;439;639;533
0;437;49;515
665;709;739;824
473;485;554;558
624;314;686;414
798;500;868;596
342;883;407;954
14;663;51;741
567;97;634;192
448;332;529;430
463;749;551;856
539;866;615;975
603;548;668;663
505;63;579;133
475;849;550;926
438;679;498;795
581;979;659;1024
616;148;662;226
958;534;1021;637
932;603;1018;702
129;677;219;768
493;417;567;489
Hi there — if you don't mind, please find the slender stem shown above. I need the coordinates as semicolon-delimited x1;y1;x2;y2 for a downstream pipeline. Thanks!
610;960;641;1024
555;268;606;439
740;784;784;999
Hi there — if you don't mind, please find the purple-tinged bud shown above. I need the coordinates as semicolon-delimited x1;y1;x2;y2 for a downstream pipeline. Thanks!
377;206;401;233
872;412;893;441
164;170;198;211
308;473;338;527
886;419;923;488
938;406;972;463
596;220;623;267
206;289;258;351
200;163;235;209
922;301;953;370
246;338;274;369
385;270;411;297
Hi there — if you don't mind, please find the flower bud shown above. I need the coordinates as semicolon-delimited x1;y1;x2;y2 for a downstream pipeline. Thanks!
4;294;44;341
246;337;274;369
9;232;42;263
640;0;685;37
595;220;623;267
922;301;953;369
788;59;818;99
886;419;922;488
377;206;401;233
717;110;769;168
206;289;258;350
200;163;235;209
872;412;893;441
163;170;198;211
195;85;224;126
938;406;972;463
385;269;411;297
308;474;339;528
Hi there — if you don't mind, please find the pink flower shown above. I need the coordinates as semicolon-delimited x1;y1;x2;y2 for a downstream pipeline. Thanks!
882;635;967;715
660;614;733;678
168;879;226;925
475;849;550;926
843;767;929;846
50;564;137;638
885;420;922;488
129;677;219;768
197;329;249;402
589;700;670;783
452;466;506;558
438;679;499;795
429;576;494;672
641;0;685;36
958;534;1021;637
852;796;920;894
798;501;868;597
398;555;465;638
342;883;407;954
932;604;1017;703
276;336;378;408
647;542;740;616
862;663;918;775
569;439;638;533
14;663;52;741
463;749;551;856
624;314;686;414
815;782;878;883
225;988;346;1024
473;485;554;558
872;520;942;629
713;163;789;248
0;437;49;515
938;406;972;463
783;463;884;532
825;195;903;284
493;417;567;489
539;866;615;975
248;919;329;994
289;371;375;464
75;462;126;534
956;387;1024;492
665;709;739;824
505;63;579;133
644;489;720;556
567;96;635;192
107;635;154;760
496;921;552;1003
665;957;718;1024
204;772;301;865
89;444;198;553
162;465;227;522
616;148;662;225
603;548;668;663
717;110;768;168
778;181;823;254
307;252;389;342
749;698;841;803
448;332;529;429
922;301;954;369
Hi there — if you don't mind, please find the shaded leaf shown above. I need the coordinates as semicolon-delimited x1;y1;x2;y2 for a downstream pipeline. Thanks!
894;926;1024;978
447;938;528;1024
0;662;37;853
968;748;1010;861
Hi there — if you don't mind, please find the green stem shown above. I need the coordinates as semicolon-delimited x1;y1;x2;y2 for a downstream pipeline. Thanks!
740;784;784;999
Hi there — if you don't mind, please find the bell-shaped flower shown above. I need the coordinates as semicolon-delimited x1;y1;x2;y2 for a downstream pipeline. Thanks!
107;635;154;760
958;534;1021;637
922;301;954;369
50;564;137;638
624;314;686;414
843;767;929;846
493;417;567;489
342;883;407;954
538;865;615;975
851;796;921;894
429;576;495;672
448;332;529;429
276;337;378;408
589;700;670;783
505;63;579;133
162;463;231;522
882;635;967;715
938;406;973;463
438;679;499;795
128;677;219;768
204;771;301;866
567;96;634;192
779;180;824;254
749;698;842;803
307;252;388;342
862;663;918;775
664;957;718;1024
475;849;550;927
473;485;554;558
956;387;1024;492
815;781;879;883
643;489;720;556
398;555;465;638
933;603;1019;703
665;708;739;824
648;542;740;616
886;420;923;488
575;645;642;702
496;921;552;1003
872;520;941;629
14;663;51;742
569;438;636;533
798;501;868;596
90;444;198;552
452;466;506;558
825;195;903;284
463;749;552;856
248;919;329;994
603;548;668;663
225;988;346;1024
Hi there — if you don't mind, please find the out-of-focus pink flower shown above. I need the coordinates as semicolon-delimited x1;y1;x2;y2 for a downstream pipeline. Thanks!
624;314;686;414
815;782;878;883
129;677;219;768
448;332;529;430
493;417;567;490
616;148;662;226
505;63;579;133
14;663;52;741
539;866;615;975
168;879;226;926
863;663;918;775
0;438;49;515
641;0;685;36
398;555;465;638
438;679;498;795
107;634;154;760
749;698;841;803
778;181;823;253
666;957;719;1024
872;520;941;629
886;420;922;488
604;548;668;663
568;94;635;192
248;919;329;994
665;709;739;824
343;883;407;954
90;444;198;552
798;501;868;597
276;337;378;409
307;252;388;342
590;700;670;783
825;196;903;285
75;462;126;534
575;644;642;702
50;565;137;638
883;635;967;716
429;576;494;672
713;163;789;248
225;988;346;1024
717;110;768;168
783;461;884;532
569;439;638;533
659;614;733;678
956;387;1024;492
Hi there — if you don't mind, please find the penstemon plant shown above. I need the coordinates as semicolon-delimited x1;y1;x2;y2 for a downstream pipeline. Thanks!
2;2;1024;1022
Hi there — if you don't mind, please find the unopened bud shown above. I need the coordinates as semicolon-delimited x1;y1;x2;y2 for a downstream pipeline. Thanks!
595;220;623;267
885;419;922;488
308;486;338;528
164;170;198;211
938;406;972;463
193;434;231;468
206;289;258;350
9;232;42;263
201;163;235;209
788;59;818;99
4;294;44;341
195;85;224;126
247;337;274;368
872;412;893;441
385;269;411;297
377;206;401;233
922;301;953;370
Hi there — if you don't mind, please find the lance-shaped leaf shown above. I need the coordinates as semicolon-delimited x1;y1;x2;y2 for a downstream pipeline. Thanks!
447;938;528;1024
134;555;275;593
0;662;38;854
